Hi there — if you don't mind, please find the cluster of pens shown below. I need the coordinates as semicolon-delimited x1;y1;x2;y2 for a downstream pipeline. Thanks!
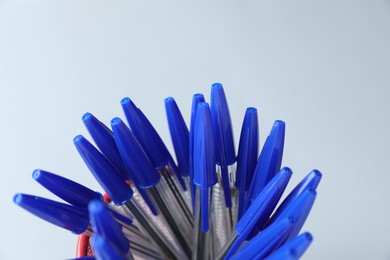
14;83;321;260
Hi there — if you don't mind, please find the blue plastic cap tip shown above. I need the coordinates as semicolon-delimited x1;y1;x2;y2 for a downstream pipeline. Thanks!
165;97;190;177
73;135;133;205
82;112;131;180
111;117;160;189
32;169;103;208
13;193;89;234
88;200;130;254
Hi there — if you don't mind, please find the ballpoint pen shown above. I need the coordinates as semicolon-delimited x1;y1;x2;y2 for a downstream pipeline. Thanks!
121;98;192;219
271;169;322;222
210;83;236;237
192;102;216;260
231;187;316;260
91;235;132;260
265;232;313;260
13;193;91;236
267;187;317;242
216;167;292;260
189;93;206;212
88;200;135;260
73;135;185;259
82;112;158;216
244;120;285;212
230;217;295;260
111;117;193;258
235;107;259;221
164;97;192;208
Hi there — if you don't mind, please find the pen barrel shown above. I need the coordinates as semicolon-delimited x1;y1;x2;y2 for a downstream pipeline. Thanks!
192;187;212;260
123;199;184;259
145;182;193;258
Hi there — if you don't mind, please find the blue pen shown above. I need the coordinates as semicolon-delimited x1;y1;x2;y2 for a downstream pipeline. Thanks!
89;200;162;259
164;97;192;208
245;120;285;212
267;188;317;242
271;169;322;221
13;193;91;235
192;102;217;260
216;167;292;260
266;232;313;260
73;135;184;259
88;200;132;257
82;112;158;216
91;235;132;260
231;217;295;260
121;98;191;217
210;83;236;233
32;169;136;229
235;107;259;221
189;93;205;212
111;117;193;258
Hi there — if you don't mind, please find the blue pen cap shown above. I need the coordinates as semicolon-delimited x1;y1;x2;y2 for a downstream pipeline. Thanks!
266;232;313;260
210;83;236;165
269;188;317;241
236;167;292;236
236;107;259;191
189;93;206;210
73;135;133;205
121;97;170;169
165;97;190;177
13;193;89;234
240;167;292;240
82;112;131;180
273;169;322;220
91;235;127;260
89;200;130;254
230;218;294;260
111;117;160;189
193;102;216;232
193;102;217;188
32;169;103;208
245;120;285;210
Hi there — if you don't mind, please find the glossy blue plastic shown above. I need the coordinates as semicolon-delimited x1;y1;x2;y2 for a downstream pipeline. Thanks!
83;113;159;215
269;188;317;241
235;107;259;220
32;169;103;208
91;235;127;260
73;135;133;205
193;102;216;232
272;170;322;221
13;193;89;234
189;93;205;211
82;112;131;180
210;83;235;208
111;117;160;189
165;97;190;177
89;200;130;254
230;218;294;260
224;167;292;259
266;232;313;260
121;97;185;189
245;120;285;211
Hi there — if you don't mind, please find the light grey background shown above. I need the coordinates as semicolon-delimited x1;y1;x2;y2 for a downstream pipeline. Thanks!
0;0;389;259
